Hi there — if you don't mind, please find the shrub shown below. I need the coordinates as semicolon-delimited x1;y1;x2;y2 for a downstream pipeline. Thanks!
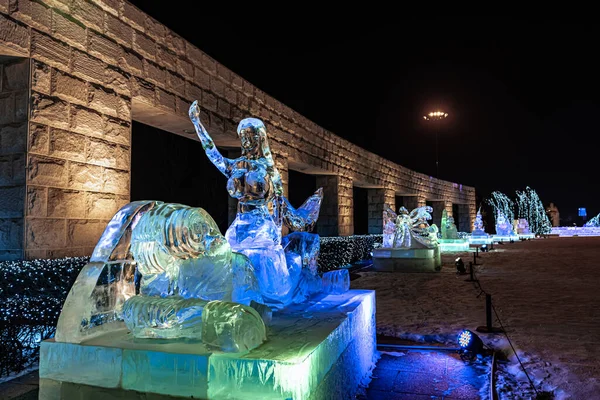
318;234;382;272
0;257;88;377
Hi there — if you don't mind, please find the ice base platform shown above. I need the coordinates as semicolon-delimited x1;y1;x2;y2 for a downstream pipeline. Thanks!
438;238;470;252
39;290;376;400
469;235;493;245
492;235;518;242
517;233;536;240
372;247;441;272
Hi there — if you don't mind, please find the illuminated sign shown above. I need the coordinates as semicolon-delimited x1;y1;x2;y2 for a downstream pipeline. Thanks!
579;208;587;217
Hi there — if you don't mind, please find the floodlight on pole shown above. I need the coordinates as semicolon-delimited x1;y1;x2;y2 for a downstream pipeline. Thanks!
423;111;448;178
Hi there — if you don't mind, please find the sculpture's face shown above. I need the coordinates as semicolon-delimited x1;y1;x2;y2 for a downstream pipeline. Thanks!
237;118;267;156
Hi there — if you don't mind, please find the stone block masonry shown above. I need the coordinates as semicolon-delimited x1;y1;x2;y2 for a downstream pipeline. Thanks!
0;2;476;259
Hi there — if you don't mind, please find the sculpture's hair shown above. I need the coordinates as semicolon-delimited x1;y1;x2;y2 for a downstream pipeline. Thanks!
237;118;274;165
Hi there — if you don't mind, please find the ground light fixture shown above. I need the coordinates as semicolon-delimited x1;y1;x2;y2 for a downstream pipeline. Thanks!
458;329;484;356
480;244;488;252
455;257;466;274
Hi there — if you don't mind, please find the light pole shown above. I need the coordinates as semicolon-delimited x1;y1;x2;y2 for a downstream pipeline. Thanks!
423;111;448;178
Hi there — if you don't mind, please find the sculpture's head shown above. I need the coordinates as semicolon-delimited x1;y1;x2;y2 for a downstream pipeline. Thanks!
237;118;271;160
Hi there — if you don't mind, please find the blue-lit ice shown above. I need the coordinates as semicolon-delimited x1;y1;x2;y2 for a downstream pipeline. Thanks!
471;207;488;237
54;102;349;354
495;211;516;236
516;218;531;235
189;100;348;310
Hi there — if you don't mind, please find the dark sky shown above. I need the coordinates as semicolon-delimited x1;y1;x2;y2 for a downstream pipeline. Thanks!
127;7;599;222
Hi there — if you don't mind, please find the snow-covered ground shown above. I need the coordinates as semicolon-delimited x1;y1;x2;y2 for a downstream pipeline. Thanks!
352;237;600;399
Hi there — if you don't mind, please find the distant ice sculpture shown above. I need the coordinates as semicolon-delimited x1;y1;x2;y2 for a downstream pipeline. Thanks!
189;100;348;310
584;213;600;227
441;209;459;239
472;207;487;236
495;211;516;236
382;205;438;248
516;218;530;234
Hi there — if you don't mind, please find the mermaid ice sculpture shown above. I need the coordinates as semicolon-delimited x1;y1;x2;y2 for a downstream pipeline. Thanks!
53;102;348;354
189;101;347;309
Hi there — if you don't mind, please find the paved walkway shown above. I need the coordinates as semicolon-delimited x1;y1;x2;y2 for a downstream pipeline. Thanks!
364;348;488;399
0;371;38;400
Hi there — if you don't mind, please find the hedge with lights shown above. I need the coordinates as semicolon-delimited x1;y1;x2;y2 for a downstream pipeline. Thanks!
318;234;383;272
0;257;88;377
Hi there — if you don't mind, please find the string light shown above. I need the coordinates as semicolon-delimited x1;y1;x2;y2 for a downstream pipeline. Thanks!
423;111;449;121
516;187;552;235
487;191;515;228
0;257;88;377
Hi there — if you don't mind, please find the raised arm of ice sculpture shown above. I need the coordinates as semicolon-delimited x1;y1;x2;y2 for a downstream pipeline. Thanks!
189;100;233;177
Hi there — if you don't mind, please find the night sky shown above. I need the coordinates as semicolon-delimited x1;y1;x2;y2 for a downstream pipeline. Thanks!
127;7;599;224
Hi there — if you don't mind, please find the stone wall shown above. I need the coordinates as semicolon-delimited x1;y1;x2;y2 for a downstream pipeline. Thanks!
0;1;476;260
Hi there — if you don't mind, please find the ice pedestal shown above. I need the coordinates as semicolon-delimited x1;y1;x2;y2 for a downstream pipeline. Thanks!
492;234;518;242
372;245;441;272
469;234;492;245
438;238;470;252
39;290;376;400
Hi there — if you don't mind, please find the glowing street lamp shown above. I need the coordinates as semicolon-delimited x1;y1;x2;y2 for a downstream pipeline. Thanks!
423;110;448;178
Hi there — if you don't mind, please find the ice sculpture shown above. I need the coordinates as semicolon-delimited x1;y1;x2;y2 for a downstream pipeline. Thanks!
375;205;441;272
441;209;459;239
472;207;487;236
584;213;600;227
495;211;516;236
516;218;530;234
189;101;348;310
120;202;266;348
54;201;267;352
381;205;438;248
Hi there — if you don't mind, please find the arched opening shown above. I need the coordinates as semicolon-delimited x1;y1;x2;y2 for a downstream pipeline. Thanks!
130;121;229;233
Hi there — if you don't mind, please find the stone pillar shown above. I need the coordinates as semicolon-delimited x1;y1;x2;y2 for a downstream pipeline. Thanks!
316;175;353;236
0;57;28;261
368;188;395;234
20;59;132;260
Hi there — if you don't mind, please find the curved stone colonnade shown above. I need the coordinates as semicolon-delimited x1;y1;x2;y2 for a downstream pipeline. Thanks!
0;1;475;260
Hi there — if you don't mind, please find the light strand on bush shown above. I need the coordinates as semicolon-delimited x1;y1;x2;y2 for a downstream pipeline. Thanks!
318;235;382;272
0;257;88;377
487;191;515;228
